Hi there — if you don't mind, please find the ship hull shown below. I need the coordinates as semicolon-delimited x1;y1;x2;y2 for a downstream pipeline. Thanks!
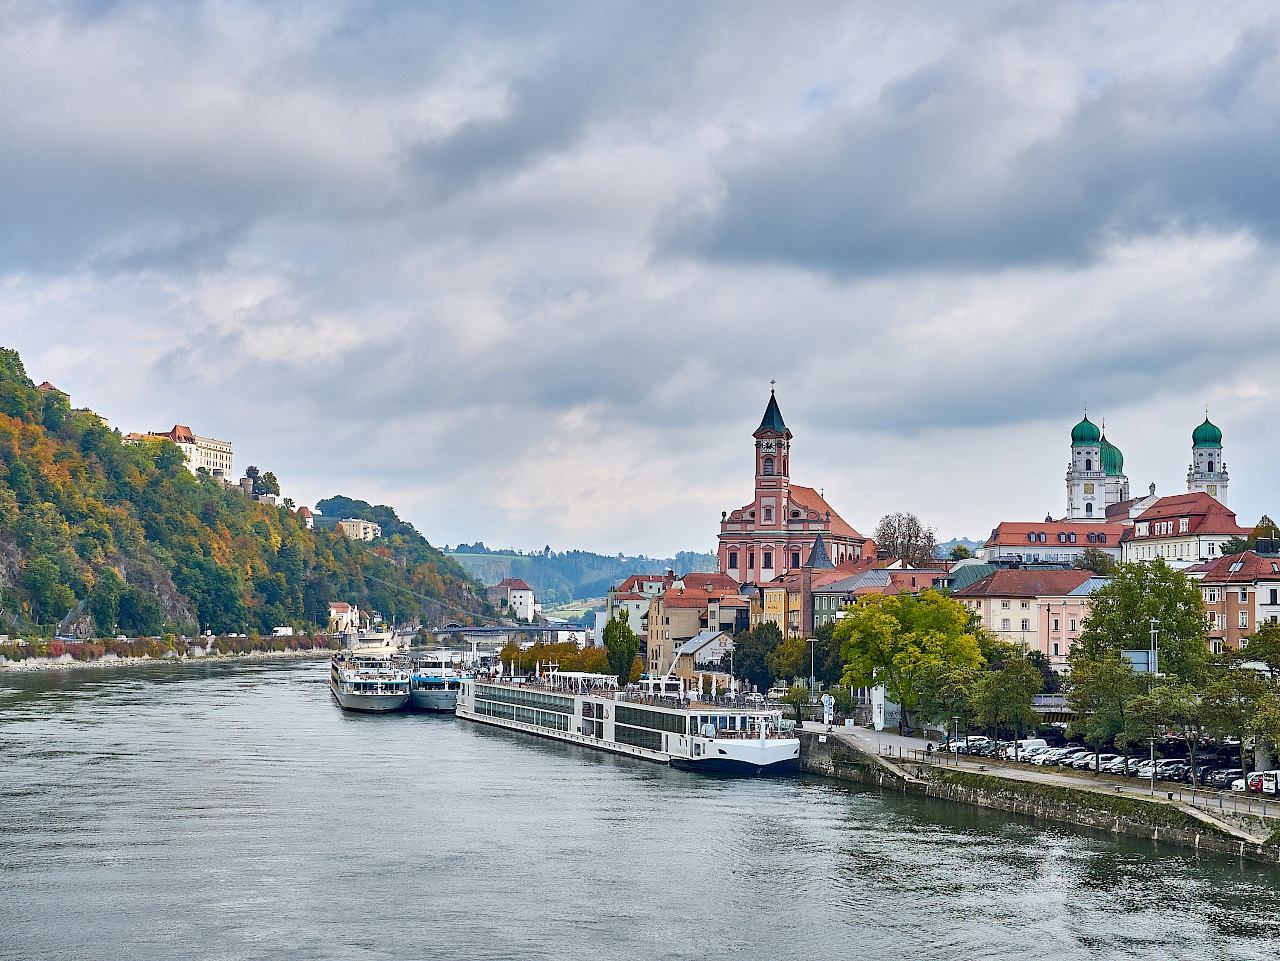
330;681;409;713
409;689;458;712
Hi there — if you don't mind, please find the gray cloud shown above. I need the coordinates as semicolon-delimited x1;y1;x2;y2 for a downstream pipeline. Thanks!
5;1;1280;552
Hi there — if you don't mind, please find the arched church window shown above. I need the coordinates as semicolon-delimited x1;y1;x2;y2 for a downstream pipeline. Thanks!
763;457;774;476
1085;458;1092;471
1208;460;1214;473
1085;503;1093;516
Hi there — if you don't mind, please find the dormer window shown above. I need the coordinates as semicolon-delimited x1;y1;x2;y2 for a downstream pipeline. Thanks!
1099;533;1106;543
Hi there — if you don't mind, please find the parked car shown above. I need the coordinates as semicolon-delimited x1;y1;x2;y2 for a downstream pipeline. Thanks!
1207;768;1244;789
1262;771;1280;796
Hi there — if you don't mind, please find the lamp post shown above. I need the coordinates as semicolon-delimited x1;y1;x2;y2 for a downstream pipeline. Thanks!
808;637;817;692
952;716;961;761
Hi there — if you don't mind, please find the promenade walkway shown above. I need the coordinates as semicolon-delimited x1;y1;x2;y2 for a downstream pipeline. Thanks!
800;722;1280;843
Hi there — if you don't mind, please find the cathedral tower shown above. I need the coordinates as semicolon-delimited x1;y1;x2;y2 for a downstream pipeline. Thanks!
1066;412;1129;521
1187;414;1228;505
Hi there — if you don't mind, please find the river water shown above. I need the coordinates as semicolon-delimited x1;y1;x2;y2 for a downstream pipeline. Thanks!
2;660;1279;961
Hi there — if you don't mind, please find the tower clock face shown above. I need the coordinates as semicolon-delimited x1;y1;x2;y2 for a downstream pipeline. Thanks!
761;439;777;452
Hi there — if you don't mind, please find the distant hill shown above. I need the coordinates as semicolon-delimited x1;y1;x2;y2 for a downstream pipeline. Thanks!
937;537;986;558
447;543;717;605
0;345;489;639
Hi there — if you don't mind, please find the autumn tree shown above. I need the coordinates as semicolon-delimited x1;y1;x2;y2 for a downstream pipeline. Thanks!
835;589;986;730
874;512;939;567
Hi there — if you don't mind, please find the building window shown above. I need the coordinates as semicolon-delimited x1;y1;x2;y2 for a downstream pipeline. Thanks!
1099;534;1106;543
1088;532;1096;543
1240;611;1249;629
1208;460;1214;473
1070;619;1077;632
748;552;754;570
1208;611;1217;626
1212;639;1222;655
1053;618;1060;631
791;551;800;568
1271;589;1278;606
764;508;773;522
1021;601;1029;609
1001;600;1010;609
762;457;774;476
1001;618;1010;631
763;551;773;569
1021;618;1030;631
1052;642;1060;656
728;551;738;570
1241;589;1249;602
1085;458;1092;471
1085;503;1093;516
1205;588;1219;603
1069;532;1076;543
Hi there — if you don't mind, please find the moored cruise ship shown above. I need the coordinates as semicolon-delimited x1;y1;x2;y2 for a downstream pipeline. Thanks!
406;650;465;712
330;652;411;713
456;671;799;776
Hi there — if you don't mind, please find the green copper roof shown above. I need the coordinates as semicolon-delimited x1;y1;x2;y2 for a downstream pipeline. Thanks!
1192;417;1222;448
1071;415;1101;445
1100;434;1124;476
756;391;787;435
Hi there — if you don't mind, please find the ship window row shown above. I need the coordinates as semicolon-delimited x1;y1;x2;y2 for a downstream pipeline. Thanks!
474;698;570;732
615;705;687;735
475;684;574;714
615;725;664;752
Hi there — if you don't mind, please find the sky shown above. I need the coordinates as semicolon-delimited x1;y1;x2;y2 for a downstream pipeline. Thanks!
3;1;1280;556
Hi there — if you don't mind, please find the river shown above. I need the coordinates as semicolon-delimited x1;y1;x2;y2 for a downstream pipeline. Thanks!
2;659;1279;960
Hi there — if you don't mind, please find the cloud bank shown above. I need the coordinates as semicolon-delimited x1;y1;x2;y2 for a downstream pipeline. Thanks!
4;1;1280;554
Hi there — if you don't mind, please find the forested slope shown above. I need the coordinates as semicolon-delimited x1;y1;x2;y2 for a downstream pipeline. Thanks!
0;347;488;638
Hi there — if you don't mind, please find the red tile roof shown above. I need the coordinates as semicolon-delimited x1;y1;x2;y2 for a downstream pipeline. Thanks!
680;572;740;592
787;485;864;540
986;520;1125;546
954;569;1093;599
498;577;534;591
1199;551;1280;585
1132;493;1249;539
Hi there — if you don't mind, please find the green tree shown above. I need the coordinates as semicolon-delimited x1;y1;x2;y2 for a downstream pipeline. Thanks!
781;685;811;722
1076;559;1207;683
88;567;125;636
836;589;986;730
949;543;974;561
1124;682;1204;781
1219;536;1250;557
971;657;1043;758
20;556;74;625
1072;547;1116;575
766;634;809;687
733;622;784;692
1201;665;1267;776
1066;652;1144;759
916;663;981;738
601;615;640;687
117;586;164;636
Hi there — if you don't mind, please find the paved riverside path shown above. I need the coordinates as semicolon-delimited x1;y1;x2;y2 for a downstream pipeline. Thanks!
799;722;1280;843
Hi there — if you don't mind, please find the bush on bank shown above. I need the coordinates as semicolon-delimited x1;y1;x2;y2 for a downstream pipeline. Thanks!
0;633;341;662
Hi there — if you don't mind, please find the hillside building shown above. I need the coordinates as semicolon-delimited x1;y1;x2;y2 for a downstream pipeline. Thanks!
125;424;234;478
338;518;382;541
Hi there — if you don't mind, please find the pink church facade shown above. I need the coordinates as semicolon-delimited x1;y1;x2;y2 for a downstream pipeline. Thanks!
718;392;868;586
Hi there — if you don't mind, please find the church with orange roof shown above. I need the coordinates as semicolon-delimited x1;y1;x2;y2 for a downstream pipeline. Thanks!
718;390;868;585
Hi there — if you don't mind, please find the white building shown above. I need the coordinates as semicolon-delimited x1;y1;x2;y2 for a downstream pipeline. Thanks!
982;521;1124;565
488;578;539;621
329;602;361;632
1121;492;1250;567
1065;413;1129;521
338;518;381;541
605;573;679;635
124;424;234;478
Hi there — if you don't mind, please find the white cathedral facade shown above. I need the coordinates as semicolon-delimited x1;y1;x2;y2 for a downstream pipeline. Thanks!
1064;412;1228;521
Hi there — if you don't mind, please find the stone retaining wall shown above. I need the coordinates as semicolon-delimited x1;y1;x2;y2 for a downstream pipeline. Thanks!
800;732;1280;865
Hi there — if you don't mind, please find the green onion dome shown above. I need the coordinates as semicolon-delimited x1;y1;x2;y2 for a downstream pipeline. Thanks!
1071;415;1101;445
1192;417;1222;449
1100;434;1124;476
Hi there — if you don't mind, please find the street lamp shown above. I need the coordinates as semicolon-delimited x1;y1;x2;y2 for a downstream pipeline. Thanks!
808;637;817;692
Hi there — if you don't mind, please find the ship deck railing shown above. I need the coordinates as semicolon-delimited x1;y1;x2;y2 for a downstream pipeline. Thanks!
472;675;786;713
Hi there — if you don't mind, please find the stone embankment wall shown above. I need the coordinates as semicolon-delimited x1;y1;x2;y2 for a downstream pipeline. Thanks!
800;731;1280;866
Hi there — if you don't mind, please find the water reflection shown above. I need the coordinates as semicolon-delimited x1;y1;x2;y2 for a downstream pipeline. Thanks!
2;660;1278;961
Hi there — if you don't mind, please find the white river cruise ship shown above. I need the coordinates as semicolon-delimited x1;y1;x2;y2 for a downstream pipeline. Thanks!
456;671;800;776
330;652;411;713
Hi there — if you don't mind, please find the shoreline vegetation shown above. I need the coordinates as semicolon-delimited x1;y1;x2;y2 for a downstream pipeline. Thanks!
0;643;335;673
0;633;343;673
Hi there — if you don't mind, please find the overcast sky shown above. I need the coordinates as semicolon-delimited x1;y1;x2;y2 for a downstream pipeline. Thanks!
4;1;1280;556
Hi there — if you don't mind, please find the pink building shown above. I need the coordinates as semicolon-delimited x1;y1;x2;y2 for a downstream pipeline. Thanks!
718;391;867;585
1037;576;1110;672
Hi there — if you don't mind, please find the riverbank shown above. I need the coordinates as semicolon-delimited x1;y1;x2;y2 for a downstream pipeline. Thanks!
0;647;333;673
800;725;1280;866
